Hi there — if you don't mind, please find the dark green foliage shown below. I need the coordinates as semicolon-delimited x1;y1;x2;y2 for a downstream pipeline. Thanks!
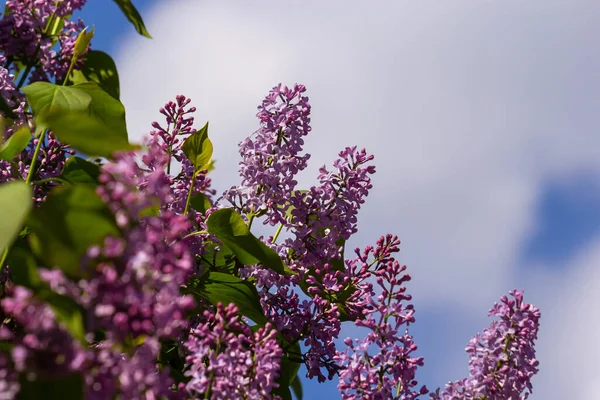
206;208;289;275
27;185;120;279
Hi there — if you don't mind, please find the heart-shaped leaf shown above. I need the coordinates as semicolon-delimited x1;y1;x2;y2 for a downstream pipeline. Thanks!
23;81;137;158
182;122;213;172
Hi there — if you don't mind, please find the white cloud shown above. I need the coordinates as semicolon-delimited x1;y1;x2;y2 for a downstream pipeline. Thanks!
115;0;600;396
521;236;600;399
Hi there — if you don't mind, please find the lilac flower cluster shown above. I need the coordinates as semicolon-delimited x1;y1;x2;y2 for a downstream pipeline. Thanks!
0;3;78;202
0;132;74;203
283;146;376;269
86;337;177;400
335;235;428;399
226;83;311;226
0;54;25;118
150;95;197;172
0;286;85;396
0;0;87;82
431;290;541;400
148;95;216;258
184;303;283;400
91;146;195;340
257;146;376;381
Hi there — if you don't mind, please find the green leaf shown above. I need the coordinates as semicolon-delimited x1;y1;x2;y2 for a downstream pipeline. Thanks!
18;373;83;400
0;94;18;120
112;0;152;38
198;242;237;274
60;156;101;185
188;272;269;326
182;122;213;172
206;208;287;275
27;185;119;278
0;182;32;254
273;386;293;400
22;81;137;158
7;244;43;289
189;192;212;215
73;26;94;60
76;50;120;100
291;375;303;400
45;14;65;38
158;340;187;384
22;82;91;121
279;341;302;388
0;126;31;161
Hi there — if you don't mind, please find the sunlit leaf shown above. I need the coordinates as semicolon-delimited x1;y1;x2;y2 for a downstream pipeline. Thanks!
23;81;137;158
0;126;31;161
0;182;32;254
182;122;213;172
77;50;120;100
73;26;94;61
112;0;152;38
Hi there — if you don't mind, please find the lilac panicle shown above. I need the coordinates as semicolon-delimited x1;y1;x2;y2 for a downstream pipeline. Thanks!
0;55;25;119
148;95;216;259
184;303;283;400
0;0;88;82
225;83;311;226
149;94;197;168
1;287;86;387
335;235;428;399
86;338;178;400
282;146;376;271
90;148;195;340
431;290;541;400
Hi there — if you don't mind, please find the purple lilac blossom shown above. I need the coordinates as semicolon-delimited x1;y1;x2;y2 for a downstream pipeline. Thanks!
0;0;87;82
430;290;541;400
147;95;216;258
149;94;196;169
257;146;376;382
225;83;311;226
1;287;86;384
86;338;179;400
0;55;25;119
90;146;195;340
231;88;377;381
184;303;283;400
335;235;428;399
0;350;19;400
282;146;376;271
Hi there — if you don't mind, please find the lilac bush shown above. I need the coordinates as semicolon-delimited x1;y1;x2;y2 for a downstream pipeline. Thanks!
0;1;541;399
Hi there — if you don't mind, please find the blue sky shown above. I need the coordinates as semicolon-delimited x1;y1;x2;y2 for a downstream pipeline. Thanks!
80;1;600;398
